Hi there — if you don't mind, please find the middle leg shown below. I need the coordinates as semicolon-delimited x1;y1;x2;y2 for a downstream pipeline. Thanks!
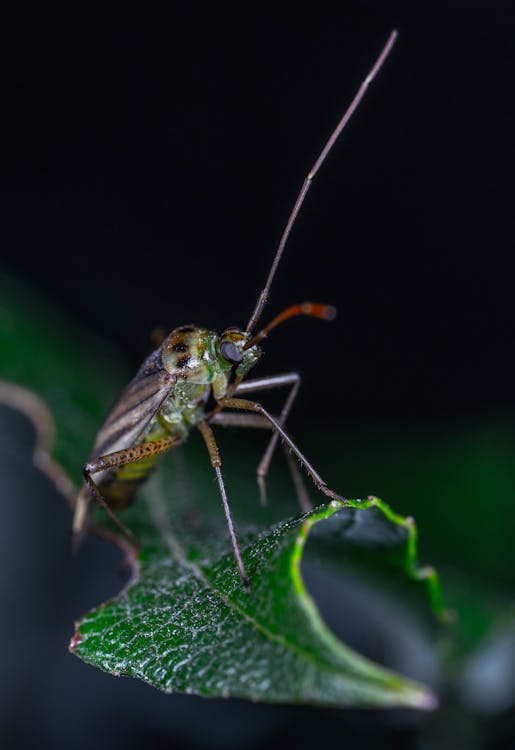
216;396;344;504
211;410;311;512
231;373;310;508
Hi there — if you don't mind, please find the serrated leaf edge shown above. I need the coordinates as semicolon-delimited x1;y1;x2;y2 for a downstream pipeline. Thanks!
73;490;439;709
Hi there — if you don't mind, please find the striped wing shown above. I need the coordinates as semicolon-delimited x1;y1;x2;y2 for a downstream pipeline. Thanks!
91;345;176;461
73;345;176;537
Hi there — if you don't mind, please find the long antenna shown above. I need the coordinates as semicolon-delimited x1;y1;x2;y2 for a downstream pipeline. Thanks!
246;29;398;334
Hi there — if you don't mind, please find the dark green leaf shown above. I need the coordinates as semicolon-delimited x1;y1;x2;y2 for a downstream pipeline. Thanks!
73;474;438;708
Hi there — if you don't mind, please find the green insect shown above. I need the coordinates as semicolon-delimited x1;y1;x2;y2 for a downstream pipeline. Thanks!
73;31;398;590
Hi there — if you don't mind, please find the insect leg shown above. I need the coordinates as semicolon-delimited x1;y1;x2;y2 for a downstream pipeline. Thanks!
210;410;311;513
232;373;300;395
216;397;344;504
81;436;178;545
197;420;249;592
232;373;310;510
210;412;271;429
281;445;312;512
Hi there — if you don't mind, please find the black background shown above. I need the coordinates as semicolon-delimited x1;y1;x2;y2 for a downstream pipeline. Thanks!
1;2;514;749
1;1;513;424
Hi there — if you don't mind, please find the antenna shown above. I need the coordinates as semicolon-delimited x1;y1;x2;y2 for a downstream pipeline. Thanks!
246;29;398;334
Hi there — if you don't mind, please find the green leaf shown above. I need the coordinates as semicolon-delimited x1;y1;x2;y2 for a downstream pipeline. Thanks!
73;474;437;708
0;270;441;709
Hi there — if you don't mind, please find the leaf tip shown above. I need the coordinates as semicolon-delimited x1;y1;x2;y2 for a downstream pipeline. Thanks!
68;627;83;654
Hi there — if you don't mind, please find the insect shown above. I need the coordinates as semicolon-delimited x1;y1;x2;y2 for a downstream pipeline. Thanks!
72;31;398;590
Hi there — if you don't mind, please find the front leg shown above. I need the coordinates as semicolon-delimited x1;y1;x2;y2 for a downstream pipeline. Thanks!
197;421;249;591
217;397;344;504
231;373;310;510
210;409;311;513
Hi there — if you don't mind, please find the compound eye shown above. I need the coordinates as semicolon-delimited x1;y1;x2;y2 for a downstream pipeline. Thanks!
220;340;243;365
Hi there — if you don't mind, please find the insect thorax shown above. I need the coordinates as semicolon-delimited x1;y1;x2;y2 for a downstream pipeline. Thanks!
162;324;261;400
141;324;259;442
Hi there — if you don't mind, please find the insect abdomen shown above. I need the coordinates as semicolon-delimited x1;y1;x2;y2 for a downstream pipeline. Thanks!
98;452;158;509
97;427;170;509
